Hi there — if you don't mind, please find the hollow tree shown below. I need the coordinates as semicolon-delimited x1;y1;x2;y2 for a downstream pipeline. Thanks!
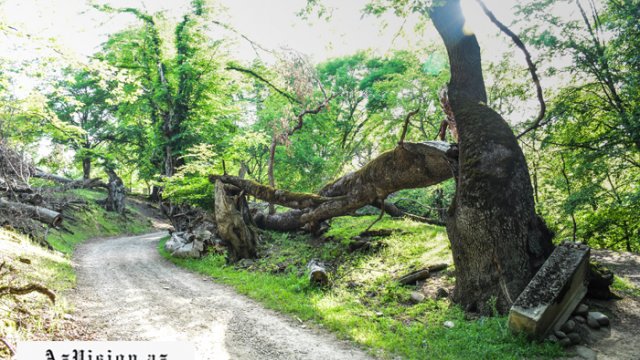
211;0;554;314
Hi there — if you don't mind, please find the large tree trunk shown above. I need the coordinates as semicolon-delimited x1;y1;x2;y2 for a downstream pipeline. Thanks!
429;0;553;314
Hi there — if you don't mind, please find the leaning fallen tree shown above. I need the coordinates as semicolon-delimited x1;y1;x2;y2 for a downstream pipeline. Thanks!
208;141;456;258
210;141;456;232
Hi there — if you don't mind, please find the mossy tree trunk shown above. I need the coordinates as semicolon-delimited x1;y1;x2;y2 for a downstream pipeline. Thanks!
429;0;553;314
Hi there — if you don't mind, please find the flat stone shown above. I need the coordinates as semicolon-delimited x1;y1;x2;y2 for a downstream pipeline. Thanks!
574;315;586;324
410;292;425;304
567;332;582;345
574;345;597;360
588;312;610;326
574;303;589;316
555;330;567;339
561;319;576;333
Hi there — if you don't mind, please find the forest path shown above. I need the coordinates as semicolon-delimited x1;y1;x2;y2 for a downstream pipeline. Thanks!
71;232;373;360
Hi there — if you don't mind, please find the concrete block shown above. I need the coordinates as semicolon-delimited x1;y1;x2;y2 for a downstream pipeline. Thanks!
508;242;590;339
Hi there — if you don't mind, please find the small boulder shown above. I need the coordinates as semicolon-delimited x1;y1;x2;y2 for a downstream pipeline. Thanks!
574;345;597;360
559;338;572;347
567;332;581;345
588;312;610;326
410;292;425;304
436;288;449;299
561;319;576;333
555;330;567;339
547;334;559;343
443;321;455;328
573;303;589;316
574;315;586;324
586;315;601;329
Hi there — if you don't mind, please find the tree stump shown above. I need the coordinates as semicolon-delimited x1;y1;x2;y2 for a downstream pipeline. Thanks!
214;180;258;262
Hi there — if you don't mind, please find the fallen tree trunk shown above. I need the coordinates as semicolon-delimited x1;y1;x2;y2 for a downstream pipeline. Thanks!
210;141;456;232
0;198;62;227
33;170;107;190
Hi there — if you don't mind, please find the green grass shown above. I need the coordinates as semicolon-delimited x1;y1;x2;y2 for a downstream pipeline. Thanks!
47;189;152;254
160;215;562;359
612;275;640;298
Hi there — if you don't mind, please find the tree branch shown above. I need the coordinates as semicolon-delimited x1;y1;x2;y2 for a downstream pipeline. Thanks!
0;284;56;303
226;65;300;105
474;0;546;139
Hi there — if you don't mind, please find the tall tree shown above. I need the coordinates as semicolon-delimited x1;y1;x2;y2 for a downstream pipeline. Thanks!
47;68;115;179
426;0;553;313
98;0;236;184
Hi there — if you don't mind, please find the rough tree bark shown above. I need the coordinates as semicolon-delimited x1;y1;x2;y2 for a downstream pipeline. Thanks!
429;0;553;314
104;168;126;214
214;180;258;262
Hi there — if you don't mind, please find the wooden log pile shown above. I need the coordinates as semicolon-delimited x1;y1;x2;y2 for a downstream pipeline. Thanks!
0;142;85;244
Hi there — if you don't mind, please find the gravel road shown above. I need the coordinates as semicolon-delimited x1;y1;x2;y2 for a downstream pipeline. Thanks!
71;232;373;360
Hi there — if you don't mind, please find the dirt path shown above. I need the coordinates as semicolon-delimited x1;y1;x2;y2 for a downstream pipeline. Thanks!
71;232;373;360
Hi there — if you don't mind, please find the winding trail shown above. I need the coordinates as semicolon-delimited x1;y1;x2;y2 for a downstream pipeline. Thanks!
71;232;373;360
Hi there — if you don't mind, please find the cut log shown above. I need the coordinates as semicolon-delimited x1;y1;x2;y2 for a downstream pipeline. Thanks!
18;193;43;206
307;260;329;286
397;264;449;285
508;242;590;339
0;198;62;227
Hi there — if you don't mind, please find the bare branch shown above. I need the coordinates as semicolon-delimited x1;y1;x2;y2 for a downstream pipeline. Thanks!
474;0;546;139
226;65;300;105
398;108;421;145
0;283;56;303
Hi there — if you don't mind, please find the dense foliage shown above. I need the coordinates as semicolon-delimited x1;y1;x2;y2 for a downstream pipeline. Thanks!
0;0;637;252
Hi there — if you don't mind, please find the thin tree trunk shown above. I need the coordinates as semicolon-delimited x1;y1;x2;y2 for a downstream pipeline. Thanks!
267;134;277;215
429;0;553;314
560;155;578;242
82;157;91;180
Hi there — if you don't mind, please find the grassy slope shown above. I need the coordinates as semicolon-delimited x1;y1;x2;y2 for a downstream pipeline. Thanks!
161;215;563;359
0;189;151;358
